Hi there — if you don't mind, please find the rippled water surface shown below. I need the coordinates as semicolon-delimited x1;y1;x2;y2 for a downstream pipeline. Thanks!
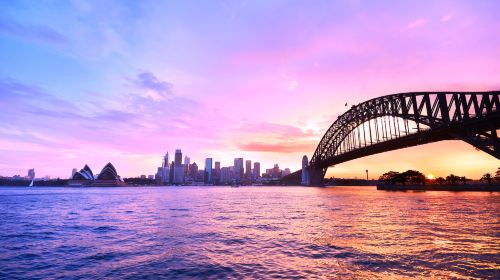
0;186;499;279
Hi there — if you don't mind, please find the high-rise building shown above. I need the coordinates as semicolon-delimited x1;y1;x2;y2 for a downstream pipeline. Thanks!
204;158;213;184
245;160;252;179
191;162;199;180
253;162;260;178
156;167;163;184
272;164;281;178
175;149;182;166
234;158;244;182
184;156;190;176
169;161;175;184
27;169;35;180
214;161;221;184
220;167;232;184
163;152;169;168
173;149;184;184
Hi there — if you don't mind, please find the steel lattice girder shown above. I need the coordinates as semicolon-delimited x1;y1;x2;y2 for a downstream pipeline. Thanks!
310;91;500;170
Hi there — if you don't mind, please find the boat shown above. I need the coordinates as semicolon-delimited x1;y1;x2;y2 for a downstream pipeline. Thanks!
28;179;34;187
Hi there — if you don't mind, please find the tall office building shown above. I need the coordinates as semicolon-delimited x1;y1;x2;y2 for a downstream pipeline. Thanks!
234;158;244;182
214;161;221;184
220;167;231;184
163;152;169;168
191;162;198;180
169;161;175;184
27;169;35;180
173;149;184;184
204;158;213;184
253;162;260;178
184;156;190;176
175;149;182;166
245;160;252;179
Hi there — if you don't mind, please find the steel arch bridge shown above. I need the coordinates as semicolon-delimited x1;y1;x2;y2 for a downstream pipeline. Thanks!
284;91;500;186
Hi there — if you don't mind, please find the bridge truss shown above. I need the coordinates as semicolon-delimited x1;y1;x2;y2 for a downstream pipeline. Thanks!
300;91;500;185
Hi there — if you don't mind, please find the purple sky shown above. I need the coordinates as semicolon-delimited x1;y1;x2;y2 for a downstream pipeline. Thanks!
0;0;499;179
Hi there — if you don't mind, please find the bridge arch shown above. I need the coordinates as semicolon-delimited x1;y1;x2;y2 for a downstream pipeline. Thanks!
299;91;500;185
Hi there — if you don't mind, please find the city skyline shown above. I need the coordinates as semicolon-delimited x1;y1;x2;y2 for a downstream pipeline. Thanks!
1;1;500;179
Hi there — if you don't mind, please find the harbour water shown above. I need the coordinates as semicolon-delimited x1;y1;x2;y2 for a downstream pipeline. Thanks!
0;186;498;279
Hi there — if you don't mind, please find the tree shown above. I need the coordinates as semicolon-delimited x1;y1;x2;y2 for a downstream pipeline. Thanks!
459;176;468;185
379;171;400;185
402;170;426;185
481;173;493;185
446;174;461;185
436;177;446;185
494;167;500;182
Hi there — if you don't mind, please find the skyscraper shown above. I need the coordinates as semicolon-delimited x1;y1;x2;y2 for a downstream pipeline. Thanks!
204;158;213;184
175;149;182;166
191;162;198;180
173;150;184;184
234;158;244;182
163;152;169;168
245;160;252;179
214;161;221;184
253;162;260;178
184;156;190;176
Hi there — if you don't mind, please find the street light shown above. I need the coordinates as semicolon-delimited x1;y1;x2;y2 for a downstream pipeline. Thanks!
365;169;368;181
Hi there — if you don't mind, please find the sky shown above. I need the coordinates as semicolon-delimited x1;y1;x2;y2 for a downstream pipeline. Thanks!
0;0;499;179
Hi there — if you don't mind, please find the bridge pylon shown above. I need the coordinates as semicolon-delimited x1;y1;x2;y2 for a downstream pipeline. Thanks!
307;166;326;186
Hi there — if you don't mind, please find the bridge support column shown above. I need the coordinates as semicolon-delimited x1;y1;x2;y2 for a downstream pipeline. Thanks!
307;167;326;186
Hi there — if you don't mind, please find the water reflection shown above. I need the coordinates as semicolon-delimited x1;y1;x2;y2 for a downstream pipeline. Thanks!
0;186;498;279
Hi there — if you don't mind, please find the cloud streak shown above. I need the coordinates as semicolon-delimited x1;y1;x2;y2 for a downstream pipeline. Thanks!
0;18;66;45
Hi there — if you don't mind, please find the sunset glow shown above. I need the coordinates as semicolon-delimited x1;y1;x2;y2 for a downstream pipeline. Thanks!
1;1;499;179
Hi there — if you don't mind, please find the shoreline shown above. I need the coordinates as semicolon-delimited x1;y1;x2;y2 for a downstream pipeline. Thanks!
377;184;500;192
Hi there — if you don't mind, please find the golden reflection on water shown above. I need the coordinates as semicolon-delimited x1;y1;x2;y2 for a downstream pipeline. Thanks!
0;186;498;279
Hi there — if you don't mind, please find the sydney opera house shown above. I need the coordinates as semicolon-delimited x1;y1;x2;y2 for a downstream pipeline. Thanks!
68;162;126;186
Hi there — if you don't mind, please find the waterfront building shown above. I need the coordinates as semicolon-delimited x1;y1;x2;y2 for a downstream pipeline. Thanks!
169;161;174;184
205;158;213;184
93;163;126;186
191;162;199;180
156;167;163;184
162;165;170;184
68;163;125;186
163;152;169;168
173;149;184;184
71;168;77;179
184;156;190;176
220;167;232;184
69;164;94;185
175;149;182;166
245;160;252;179
253;162;260;178
234;158;244;183
214;161;221;185
272;164;281;178
27;169;35;180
